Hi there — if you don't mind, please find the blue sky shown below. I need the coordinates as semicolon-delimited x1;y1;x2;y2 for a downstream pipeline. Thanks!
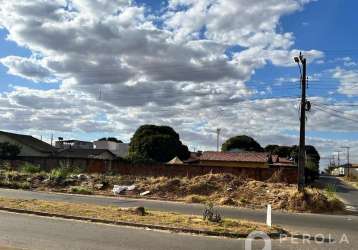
0;0;358;166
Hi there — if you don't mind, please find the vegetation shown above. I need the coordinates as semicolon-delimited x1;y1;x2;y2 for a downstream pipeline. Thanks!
221;135;264;152
129;125;190;162
264;144;321;182
0;142;21;159
0;197;280;236
20;162;41;174
69;186;93;195
98;137;123;143
325;184;337;199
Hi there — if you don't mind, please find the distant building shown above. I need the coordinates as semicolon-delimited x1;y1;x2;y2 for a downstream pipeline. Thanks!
167;151;295;168
331;163;358;177
0;130;56;157
94;140;129;158
56;148;117;160
55;138;93;149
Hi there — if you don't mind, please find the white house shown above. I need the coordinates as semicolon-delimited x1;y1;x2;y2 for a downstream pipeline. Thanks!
55;139;93;149
94;140;129;158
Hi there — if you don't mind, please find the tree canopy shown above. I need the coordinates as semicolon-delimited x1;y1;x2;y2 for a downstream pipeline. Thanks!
0;142;21;159
264;144;321;181
98;137;123;143
129;125;190;162
221;135;264;152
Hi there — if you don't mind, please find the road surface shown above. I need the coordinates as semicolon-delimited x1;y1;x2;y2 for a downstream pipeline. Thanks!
0;211;356;250
318;176;358;212
0;187;357;249
0;188;356;232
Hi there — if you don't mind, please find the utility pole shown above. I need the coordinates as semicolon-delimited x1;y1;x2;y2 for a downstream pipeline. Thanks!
216;128;221;152
51;133;54;146
341;146;350;177
294;52;308;192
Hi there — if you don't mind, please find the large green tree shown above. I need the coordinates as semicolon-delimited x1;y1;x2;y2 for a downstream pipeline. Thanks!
0;142;21;159
98;137;123;143
221;135;264;152
264;145;292;157
129;125;190;162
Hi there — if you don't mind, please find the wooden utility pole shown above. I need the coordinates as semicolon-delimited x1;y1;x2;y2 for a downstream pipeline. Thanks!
295;52;307;192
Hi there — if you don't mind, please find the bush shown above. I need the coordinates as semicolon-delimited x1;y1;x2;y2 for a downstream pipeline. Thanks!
325;184;337;198
49;168;69;179
21;162;41;174
203;202;222;223
69;186;93;195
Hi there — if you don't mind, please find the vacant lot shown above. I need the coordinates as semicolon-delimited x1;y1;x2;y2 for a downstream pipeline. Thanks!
0;168;344;213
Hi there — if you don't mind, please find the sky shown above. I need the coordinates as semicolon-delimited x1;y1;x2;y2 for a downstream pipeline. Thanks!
1;0;358;168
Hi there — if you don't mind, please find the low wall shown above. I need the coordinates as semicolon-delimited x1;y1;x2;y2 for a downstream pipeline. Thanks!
1;157;298;184
112;163;298;184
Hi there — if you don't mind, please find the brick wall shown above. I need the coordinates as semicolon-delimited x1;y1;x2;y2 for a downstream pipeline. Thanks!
2;157;298;184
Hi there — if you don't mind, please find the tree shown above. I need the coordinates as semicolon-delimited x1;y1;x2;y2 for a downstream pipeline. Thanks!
264;145;291;157
0;142;21;159
290;145;320;182
98;137;123;143
221;135;264;152
129;125;190;162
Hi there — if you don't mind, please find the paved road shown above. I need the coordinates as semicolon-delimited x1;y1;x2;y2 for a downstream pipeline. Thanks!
0;211;356;250
0;188;357;234
318;176;358;212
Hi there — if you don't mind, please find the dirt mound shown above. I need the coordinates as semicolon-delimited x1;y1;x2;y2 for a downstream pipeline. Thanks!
288;189;344;212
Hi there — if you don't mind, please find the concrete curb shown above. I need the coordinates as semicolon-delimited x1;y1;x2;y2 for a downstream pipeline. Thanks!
0;206;283;239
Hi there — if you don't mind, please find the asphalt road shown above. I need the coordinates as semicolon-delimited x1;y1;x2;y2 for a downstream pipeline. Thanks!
0;211;356;250
318;176;358;212
0;188;356;233
0;185;357;249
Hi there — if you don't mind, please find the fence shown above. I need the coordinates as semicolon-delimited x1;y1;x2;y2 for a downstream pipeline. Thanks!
1;157;298;184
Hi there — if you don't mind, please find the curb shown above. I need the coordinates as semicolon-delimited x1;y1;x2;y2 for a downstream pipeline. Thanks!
0;206;283;239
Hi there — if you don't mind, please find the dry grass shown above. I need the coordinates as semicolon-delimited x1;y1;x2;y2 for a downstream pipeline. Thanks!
0;171;345;213
0;196;279;235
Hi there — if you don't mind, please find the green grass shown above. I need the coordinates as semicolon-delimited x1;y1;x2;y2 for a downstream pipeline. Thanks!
69;186;93;195
20;162;41;174
325;184;337;198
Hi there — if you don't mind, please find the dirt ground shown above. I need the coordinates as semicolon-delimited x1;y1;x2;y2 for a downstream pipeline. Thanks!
0;170;344;213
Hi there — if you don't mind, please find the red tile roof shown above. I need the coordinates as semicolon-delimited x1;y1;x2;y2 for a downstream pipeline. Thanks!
198;151;295;165
200;151;270;163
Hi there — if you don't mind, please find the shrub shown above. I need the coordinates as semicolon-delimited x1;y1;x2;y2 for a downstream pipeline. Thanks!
69;186;93;195
49;168;69;179
203;202;222;223
21;162;41;174
325;184;337;198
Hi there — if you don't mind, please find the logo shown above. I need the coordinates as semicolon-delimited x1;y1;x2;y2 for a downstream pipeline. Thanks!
245;231;271;250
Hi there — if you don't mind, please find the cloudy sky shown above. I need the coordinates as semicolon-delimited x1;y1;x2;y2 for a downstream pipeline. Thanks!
0;0;358;168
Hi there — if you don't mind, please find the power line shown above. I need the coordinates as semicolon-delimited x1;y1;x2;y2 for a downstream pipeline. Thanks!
312;106;358;123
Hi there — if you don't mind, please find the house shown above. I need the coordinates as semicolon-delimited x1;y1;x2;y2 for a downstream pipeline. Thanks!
0;130;56;157
331;163;358;177
55;138;93;149
56;148;117;160
93;140;129;157
177;151;295;168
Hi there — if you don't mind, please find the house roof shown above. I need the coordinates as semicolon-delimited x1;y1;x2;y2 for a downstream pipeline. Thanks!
0;130;56;153
200;151;270;163
166;156;184;165
199;151;295;165
56;148;116;159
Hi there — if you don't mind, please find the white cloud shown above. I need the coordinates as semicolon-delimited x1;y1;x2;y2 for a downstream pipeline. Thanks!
3;0;353;165
331;67;358;96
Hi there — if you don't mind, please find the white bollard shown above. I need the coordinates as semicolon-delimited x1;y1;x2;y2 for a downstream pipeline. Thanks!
266;204;272;227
